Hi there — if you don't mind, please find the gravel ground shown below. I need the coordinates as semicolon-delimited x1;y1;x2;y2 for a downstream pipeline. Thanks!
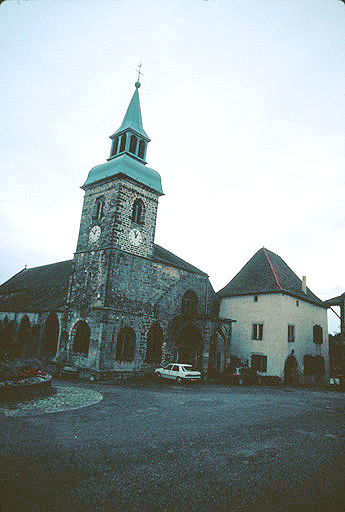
0;383;103;417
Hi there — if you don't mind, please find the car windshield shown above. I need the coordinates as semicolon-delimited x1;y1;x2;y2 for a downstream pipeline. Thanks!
182;366;195;372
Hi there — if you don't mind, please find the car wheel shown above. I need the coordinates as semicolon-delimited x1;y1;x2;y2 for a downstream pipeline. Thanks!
156;372;161;379
176;376;182;384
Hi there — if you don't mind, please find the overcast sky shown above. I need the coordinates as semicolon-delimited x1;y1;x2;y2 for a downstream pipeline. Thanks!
1;0;345;333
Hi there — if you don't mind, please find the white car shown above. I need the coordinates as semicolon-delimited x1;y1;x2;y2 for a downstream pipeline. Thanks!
154;363;201;383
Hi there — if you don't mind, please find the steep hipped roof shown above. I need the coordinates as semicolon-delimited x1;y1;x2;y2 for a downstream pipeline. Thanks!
0;260;72;312
217;248;325;307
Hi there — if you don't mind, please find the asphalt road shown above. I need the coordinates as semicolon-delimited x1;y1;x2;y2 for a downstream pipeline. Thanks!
0;380;344;511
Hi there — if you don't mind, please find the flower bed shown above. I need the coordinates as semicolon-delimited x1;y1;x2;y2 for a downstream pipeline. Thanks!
0;360;52;394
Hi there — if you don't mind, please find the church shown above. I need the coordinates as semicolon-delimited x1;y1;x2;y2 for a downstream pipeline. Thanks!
0;80;231;380
0;80;330;383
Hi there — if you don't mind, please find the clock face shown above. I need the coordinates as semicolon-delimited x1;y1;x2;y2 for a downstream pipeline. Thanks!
89;225;101;243
129;228;142;247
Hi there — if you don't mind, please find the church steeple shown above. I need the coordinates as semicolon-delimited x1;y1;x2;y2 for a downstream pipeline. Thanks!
108;81;150;164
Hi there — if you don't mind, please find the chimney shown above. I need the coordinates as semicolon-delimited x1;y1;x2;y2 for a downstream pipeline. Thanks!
302;276;307;294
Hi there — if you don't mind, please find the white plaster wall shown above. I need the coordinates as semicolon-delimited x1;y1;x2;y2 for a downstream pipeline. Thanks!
280;294;329;379
219;293;329;380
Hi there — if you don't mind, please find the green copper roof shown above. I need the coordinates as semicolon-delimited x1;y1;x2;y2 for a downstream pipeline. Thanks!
111;82;150;140
82;153;163;194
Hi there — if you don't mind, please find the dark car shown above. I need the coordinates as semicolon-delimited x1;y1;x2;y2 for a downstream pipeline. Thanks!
223;366;259;385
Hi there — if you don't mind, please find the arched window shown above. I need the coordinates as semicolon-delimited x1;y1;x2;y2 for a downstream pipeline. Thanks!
131;198;145;225
93;197;105;220
116;326;136;362
145;323;162;362
42;313;59;357
119;134;126;152
111;137;119;157
138;140;146;159
313;325;323;344
73;321;90;356
129;135;138;155
182;290;198;316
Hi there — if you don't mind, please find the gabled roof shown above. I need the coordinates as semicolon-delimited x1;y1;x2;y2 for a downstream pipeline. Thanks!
0;245;208;314
324;292;345;307
152;244;208;276
217;248;325;307
110;82;150;140
0;260;72;312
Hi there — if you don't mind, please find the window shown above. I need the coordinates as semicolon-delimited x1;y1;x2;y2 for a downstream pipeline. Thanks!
288;325;295;343
138;140;145;159
119;134;126;152
116;326;136;361
252;323;263;340
182;290;198;316
111;137;119;157
93;197;104;220
313;325;323;345
251;354;267;372
129;135;137;155
131;198;145;224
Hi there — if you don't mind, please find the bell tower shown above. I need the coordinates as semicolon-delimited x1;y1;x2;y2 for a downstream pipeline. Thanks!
70;80;163;311
75;80;163;259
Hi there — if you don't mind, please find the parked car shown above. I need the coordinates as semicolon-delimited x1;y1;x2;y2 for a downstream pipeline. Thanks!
154;363;201;383
223;366;259;385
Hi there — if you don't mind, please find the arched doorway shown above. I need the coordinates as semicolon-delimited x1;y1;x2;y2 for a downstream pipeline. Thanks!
1;317;14;359
116;326;136;362
145;323;163;363
17;316;31;357
73;321;90;356
284;351;298;385
176;323;202;367
42;313;59;357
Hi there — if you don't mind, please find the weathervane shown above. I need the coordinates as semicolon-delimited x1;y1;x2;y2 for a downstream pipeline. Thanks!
136;61;144;83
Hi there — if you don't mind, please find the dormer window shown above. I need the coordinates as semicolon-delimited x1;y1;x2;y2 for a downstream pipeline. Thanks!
138;140;146;159
130;135;138;155
110;136;119;157
131;198;145;224
119;134;126;152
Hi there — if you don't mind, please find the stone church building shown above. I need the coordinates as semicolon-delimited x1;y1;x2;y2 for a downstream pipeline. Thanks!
0;81;231;379
0;80;332;383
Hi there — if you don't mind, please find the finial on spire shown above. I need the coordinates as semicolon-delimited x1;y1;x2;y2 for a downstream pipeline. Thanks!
135;61;143;88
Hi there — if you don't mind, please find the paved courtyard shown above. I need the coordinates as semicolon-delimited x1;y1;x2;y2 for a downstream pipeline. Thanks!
0;380;344;511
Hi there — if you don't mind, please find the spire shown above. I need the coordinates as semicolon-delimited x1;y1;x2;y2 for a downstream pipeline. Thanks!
110;81;150;141
84;76;163;194
108;79;150;163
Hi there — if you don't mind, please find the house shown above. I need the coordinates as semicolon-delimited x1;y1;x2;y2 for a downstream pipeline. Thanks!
217;248;329;383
